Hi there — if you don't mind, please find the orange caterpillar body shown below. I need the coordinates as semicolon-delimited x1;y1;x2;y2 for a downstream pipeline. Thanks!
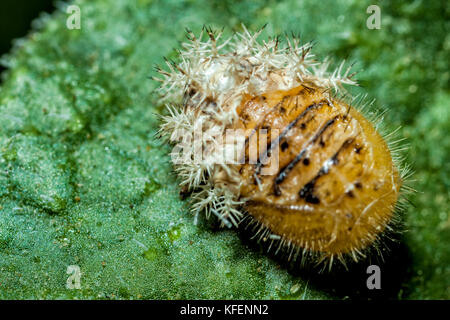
235;85;400;264
156;26;409;269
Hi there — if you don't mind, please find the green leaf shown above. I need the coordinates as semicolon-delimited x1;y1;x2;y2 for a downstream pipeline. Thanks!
0;0;448;299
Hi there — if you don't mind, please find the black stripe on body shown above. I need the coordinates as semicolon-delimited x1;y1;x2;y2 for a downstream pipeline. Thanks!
274;116;339;186
298;137;355;204
241;96;291;163
243;87;321;165
254;101;326;175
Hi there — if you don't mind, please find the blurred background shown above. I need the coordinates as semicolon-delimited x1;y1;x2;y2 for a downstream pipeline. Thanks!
0;1;55;75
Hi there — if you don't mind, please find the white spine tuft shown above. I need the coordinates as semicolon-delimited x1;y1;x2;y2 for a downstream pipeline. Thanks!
156;25;359;226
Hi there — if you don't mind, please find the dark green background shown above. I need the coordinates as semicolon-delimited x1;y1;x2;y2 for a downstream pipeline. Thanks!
0;0;448;299
0;0;55;74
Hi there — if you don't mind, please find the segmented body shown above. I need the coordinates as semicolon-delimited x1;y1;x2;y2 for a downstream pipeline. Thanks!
232;85;400;257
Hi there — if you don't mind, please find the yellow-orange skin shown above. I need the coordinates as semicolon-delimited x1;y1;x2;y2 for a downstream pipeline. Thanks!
233;85;401;257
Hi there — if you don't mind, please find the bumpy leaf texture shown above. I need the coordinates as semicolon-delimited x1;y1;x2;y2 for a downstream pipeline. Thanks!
0;0;448;299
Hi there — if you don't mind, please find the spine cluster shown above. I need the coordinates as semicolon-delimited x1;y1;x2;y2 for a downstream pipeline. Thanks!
155;25;360;227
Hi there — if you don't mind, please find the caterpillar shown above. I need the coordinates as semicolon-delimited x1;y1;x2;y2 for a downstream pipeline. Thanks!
154;25;411;270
